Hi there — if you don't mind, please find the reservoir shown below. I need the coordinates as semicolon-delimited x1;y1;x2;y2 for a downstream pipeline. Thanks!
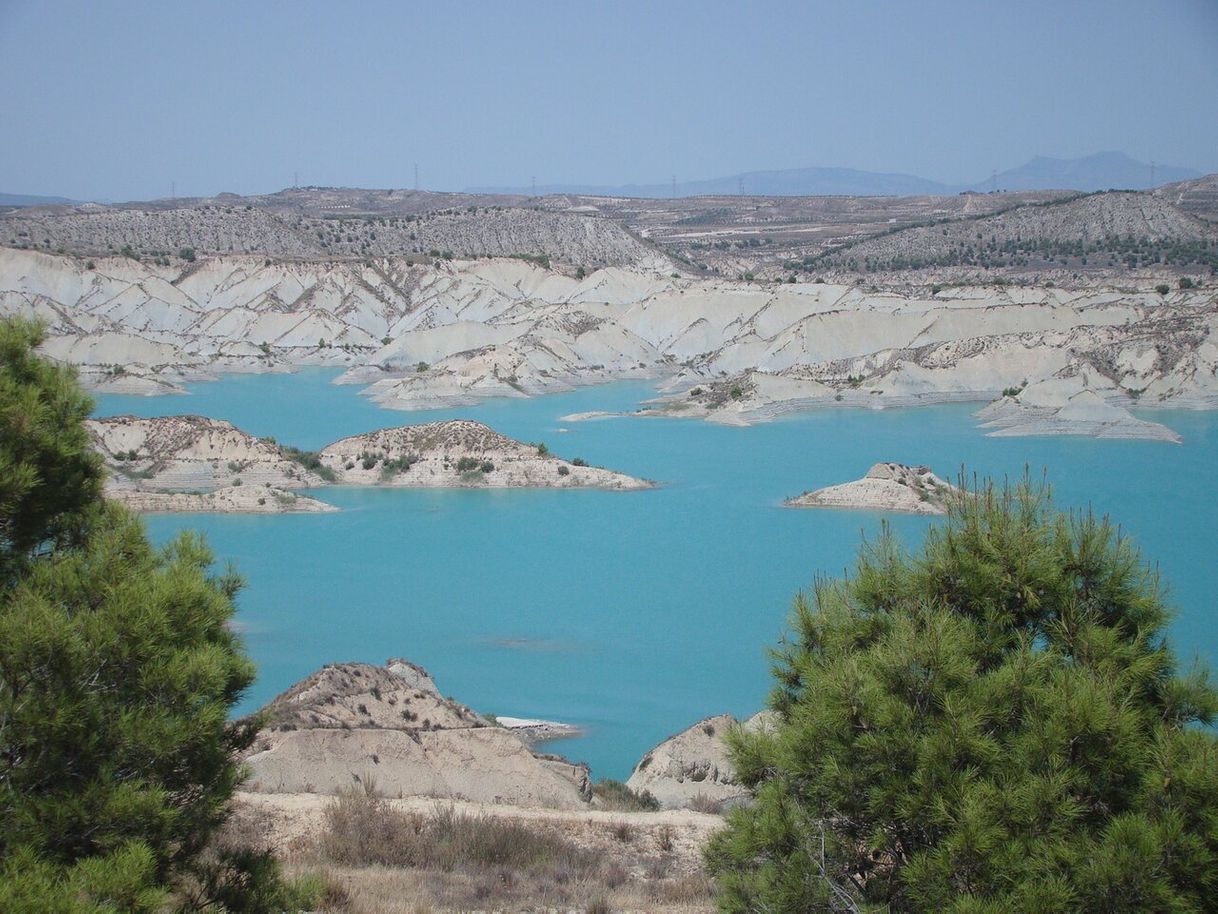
95;371;1218;780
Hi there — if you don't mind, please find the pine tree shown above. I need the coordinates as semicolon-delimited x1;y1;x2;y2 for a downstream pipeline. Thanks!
706;480;1218;912
0;318;309;910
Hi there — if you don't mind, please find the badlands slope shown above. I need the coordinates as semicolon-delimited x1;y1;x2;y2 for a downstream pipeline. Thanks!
3;247;1216;439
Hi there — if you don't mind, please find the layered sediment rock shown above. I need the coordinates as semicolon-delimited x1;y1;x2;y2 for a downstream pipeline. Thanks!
5;247;1216;437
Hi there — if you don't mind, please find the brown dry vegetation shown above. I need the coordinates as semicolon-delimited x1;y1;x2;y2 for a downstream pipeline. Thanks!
222;791;718;913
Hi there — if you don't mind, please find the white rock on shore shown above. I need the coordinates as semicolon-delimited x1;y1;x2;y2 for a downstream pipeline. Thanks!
110;485;336;514
786;462;958;515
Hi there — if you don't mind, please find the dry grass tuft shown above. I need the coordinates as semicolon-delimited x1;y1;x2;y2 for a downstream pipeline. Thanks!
686;793;727;815
321;792;595;874
592;778;660;811
280;791;720;912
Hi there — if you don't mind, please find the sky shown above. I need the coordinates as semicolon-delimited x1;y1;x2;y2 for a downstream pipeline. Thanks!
1;0;1216;202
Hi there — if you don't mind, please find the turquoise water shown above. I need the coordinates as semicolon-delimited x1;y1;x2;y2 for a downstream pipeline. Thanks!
95;372;1218;780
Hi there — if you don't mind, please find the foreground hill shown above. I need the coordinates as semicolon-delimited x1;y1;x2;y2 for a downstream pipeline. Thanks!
243;659;592;807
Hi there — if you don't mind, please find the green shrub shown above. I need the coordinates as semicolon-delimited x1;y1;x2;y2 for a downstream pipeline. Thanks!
279;446;336;483
381;454;419;477
455;456;481;473
570;457;588;467
592;779;660;812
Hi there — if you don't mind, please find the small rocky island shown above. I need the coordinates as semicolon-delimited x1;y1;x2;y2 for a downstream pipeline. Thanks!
87;415;651;513
785;462;957;515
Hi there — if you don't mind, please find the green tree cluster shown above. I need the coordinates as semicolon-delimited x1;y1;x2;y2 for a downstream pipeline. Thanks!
0;319;312;911
708;480;1218;912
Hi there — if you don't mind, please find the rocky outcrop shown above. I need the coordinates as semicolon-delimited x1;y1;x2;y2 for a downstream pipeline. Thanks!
786;463;957;515
242;660;591;809
626;713;775;810
319;419;652;490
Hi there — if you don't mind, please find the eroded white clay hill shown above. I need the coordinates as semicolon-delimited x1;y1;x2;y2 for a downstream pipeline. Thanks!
626;712;776;810
87;414;649;512
785;463;958;515
3;247;1215;438
242;659;592;809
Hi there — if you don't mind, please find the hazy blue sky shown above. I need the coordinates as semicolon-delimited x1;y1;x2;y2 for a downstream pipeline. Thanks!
2;0;1216;201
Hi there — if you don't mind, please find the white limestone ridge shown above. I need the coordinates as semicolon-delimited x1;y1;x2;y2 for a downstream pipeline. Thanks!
785;463;958;515
3;248;1215;438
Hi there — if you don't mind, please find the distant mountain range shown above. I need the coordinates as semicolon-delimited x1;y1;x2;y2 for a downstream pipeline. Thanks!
3;153;1207;208
470;152;1204;199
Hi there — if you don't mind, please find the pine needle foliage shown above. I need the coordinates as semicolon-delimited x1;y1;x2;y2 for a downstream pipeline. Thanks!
0;318;309;911
706;479;1218;913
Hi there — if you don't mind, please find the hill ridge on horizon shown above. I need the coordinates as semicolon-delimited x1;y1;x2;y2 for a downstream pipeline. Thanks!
2;152;1210;209
468;151;1204;199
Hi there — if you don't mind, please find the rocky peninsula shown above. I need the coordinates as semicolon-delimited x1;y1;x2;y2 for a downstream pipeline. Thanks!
786;462;958;515
242;659;592;808
88;415;651;513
